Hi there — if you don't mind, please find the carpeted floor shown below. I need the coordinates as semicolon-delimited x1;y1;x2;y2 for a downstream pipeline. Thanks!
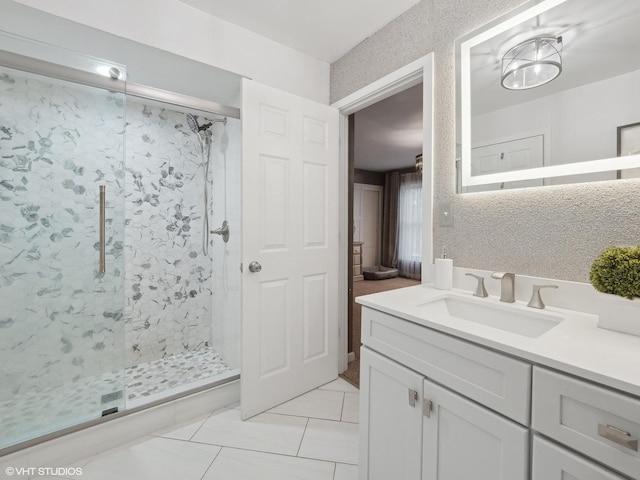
340;277;420;387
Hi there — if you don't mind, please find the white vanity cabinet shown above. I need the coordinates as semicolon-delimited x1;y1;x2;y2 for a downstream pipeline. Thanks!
359;287;640;480
532;435;627;480
532;367;640;480
360;307;530;480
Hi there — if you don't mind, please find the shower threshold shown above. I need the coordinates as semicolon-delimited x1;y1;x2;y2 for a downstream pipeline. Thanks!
1;347;237;451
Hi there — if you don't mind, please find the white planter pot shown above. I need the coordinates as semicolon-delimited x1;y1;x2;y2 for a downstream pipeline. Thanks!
596;292;640;337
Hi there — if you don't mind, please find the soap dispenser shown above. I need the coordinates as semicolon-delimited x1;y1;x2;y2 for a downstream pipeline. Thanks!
435;246;453;290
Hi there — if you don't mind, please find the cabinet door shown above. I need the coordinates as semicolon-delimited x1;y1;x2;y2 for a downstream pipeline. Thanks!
360;347;424;480
422;379;528;480
533;435;626;480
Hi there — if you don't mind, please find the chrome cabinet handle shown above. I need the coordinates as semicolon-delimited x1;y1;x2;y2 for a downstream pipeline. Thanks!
99;185;105;273
423;399;433;418
408;389;418;407
248;261;262;273
598;424;638;451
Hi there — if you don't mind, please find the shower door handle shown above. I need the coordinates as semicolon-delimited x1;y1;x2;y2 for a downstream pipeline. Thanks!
248;261;262;273
99;185;106;273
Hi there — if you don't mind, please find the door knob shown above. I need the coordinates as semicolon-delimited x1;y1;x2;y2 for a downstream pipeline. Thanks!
248;261;262;273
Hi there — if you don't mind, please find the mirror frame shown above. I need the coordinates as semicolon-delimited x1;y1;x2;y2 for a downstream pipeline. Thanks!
457;0;640;189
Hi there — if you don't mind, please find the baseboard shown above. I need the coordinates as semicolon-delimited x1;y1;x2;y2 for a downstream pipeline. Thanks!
0;379;240;471
347;351;356;363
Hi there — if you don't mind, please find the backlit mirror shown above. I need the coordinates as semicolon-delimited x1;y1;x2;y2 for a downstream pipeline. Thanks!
456;0;640;192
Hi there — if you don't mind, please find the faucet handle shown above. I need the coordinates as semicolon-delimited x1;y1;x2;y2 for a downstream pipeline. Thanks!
527;285;558;309
465;273;488;298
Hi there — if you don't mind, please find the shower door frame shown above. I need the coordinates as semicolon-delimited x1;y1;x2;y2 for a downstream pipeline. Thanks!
0;47;241;457
0;49;240;120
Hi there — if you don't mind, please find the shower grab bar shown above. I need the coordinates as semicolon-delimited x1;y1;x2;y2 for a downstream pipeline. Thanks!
99;185;105;274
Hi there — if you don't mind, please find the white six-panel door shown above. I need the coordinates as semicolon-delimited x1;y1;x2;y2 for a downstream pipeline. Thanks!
241;78;339;419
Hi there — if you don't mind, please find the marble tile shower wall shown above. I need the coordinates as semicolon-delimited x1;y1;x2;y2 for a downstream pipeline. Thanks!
1;67;229;402
124;100;220;367
0;67;127;396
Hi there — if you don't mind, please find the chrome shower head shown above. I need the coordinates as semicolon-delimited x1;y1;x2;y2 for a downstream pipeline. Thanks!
186;113;200;134
186;113;227;134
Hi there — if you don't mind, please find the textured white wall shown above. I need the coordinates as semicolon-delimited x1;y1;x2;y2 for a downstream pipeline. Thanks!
8;0;330;103
331;0;640;282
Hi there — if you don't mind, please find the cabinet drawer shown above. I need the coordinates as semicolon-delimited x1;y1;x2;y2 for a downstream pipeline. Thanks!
353;254;361;266
361;307;531;425
353;244;361;254
533;435;626;480
533;367;640;480
354;265;362;276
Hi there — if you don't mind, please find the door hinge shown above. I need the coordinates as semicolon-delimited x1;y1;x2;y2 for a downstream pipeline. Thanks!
423;399;433;418
408;389;418;407
240;262;243;273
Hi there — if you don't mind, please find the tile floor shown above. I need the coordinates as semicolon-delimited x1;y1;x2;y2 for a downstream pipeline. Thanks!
33;377;359;480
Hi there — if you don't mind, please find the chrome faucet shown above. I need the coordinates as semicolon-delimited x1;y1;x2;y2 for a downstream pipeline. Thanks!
491;272;515;303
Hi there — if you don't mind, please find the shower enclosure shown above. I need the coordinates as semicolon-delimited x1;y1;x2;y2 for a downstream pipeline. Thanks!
0;33;241;451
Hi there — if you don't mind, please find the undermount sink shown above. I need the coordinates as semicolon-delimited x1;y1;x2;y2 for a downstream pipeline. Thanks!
415;295;563;338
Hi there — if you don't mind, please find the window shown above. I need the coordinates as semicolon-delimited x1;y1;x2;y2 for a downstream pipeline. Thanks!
397;173;422;279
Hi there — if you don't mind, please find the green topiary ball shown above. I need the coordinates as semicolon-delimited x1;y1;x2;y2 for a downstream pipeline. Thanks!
590;246;640;300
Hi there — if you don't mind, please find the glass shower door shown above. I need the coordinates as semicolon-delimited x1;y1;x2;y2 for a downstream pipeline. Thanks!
0;56;127;449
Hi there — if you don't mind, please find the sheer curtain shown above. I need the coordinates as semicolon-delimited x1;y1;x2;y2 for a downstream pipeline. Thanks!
397;172;422;279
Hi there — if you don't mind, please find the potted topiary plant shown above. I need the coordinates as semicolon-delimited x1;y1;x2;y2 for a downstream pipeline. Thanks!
590;246;640;336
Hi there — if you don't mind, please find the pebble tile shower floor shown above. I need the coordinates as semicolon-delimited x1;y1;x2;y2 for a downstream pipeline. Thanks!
125;347;230;401
1;347;231;448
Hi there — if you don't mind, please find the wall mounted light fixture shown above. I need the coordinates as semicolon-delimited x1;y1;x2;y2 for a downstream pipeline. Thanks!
501;36;562;90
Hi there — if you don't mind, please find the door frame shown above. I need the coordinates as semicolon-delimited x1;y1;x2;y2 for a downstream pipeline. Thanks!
331;53;435;372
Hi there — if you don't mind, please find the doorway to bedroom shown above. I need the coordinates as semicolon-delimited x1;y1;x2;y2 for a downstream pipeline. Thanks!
343;82;424;386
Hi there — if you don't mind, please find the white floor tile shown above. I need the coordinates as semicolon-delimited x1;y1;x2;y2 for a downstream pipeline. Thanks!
319;378;359;394
335;463;359;480
29;477;74;480
30;477;70;480
190;409;308;456
153;414;210;441
341;392;360;423
30;469;82;480
75;436;220;480
203;447;335;480
298;419;359;465
269;389;344;421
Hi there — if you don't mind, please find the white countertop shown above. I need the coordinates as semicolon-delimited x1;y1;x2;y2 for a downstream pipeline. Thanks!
357;284;640;398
